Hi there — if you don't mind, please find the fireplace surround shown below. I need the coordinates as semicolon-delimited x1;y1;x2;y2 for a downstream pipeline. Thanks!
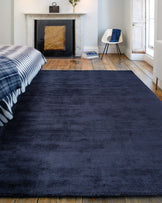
25;13;86;57
35;20;75;57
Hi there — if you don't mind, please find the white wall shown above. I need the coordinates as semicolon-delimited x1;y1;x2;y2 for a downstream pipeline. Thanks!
0;0;13;45
0;0;133;54
1;0;158;60
123;0;132;58
98;0;126;53
153;0;162;89
14;0;98;51
156;0;162;40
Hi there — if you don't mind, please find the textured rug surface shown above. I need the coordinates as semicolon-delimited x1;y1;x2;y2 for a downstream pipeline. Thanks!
0;70;162;197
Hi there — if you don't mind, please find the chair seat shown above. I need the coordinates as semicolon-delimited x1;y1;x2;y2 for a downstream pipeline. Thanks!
102;40;123;45
101;29;123;60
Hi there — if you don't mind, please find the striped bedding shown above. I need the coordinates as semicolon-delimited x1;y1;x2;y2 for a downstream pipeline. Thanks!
0;45;46;127
0;56;21;100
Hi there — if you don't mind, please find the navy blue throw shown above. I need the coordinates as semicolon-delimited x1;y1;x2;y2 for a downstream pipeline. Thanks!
110;29;121;42
0;71;162;197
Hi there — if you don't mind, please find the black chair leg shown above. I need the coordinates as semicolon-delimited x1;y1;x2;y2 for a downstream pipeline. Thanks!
156;77;158;90
106;44;109;54
101;44;108;60
117;44;121;55
116;44;121;61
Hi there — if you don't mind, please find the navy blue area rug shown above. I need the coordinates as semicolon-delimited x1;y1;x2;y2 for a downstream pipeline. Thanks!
0;70;162;197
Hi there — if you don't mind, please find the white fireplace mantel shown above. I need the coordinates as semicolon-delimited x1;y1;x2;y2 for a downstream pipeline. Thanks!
25;13;86;56
25;13;86;16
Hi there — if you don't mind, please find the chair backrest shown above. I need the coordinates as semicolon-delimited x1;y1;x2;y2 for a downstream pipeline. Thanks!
101;29;123;43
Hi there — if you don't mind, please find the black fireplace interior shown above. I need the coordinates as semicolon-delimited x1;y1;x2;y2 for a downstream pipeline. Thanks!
35;20;75;57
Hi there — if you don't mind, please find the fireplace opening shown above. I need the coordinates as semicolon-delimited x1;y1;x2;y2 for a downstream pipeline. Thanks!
35;20;75;57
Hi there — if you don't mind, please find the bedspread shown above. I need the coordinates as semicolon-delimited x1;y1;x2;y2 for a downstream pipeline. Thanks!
0;56;21;100
0;46;46;126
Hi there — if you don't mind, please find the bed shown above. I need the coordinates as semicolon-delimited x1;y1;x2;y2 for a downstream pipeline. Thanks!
0;45;46;127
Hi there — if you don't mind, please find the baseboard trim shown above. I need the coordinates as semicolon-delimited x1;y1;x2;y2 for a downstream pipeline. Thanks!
124;49;132;60
153;75;162;90
130;53;145;60
84;47;99;53
144;54;154;66
98;45;125;54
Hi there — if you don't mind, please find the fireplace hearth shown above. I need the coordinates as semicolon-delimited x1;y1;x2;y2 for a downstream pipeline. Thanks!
35;20;75;57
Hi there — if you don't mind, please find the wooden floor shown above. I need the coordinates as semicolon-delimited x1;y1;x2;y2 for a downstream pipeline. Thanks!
0;197;162;203
1;54;162;203
42;54;162;101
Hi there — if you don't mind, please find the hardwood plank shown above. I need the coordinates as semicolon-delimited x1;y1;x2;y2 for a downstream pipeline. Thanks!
1;197;162;203
83;198;126;203
60;198;82;203
56;65;70;70
102;55;117;70
1;198;162;203
133;61;153;79
38;198;82;203
81;59;92;66
126;197;152;203
150;197;162;203
15;198;38;203
81;59;93;70
83;198;103;203
38;198;59;203
81;66;94;70
126;197;162;203
42;59;58;70
103;54;128;70
57;59;71;66
0;198;16;203
104;198;126;203
91;58;105;70
108;54;129;70
69;59;82;70
156;197;162;203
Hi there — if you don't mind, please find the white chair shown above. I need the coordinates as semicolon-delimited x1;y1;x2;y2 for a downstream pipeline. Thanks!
101;29;123;60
